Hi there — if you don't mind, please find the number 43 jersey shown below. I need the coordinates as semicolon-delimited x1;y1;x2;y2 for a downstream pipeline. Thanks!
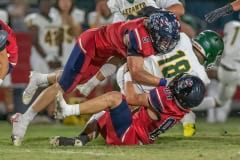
139;32;210;92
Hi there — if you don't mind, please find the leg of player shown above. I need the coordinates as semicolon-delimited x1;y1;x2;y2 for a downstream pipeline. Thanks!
76;56;119;96
52;93;133;146
56;91;122;118
22;70;62;105
12;43;93;146
11;81;63;146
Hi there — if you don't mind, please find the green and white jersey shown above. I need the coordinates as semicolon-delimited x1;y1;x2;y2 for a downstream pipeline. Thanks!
107;0;182;22
117;32;210;94
107;0;157;22
221;21;240;69
24;13;60;73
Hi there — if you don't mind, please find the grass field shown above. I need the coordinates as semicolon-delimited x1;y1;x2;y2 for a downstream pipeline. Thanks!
1;117;240;160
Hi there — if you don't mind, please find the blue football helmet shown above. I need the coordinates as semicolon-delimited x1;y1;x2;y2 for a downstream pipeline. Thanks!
168;73;206;109
145;11;180;54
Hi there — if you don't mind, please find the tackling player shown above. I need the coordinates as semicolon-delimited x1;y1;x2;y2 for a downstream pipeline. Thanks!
0;20;18;85
50;74;205;146
11;11;180;146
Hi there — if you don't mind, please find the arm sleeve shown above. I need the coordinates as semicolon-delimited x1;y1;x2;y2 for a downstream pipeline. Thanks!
127;30;142;56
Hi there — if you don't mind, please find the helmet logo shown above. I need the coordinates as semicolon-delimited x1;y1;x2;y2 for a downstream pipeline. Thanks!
142;36;150;43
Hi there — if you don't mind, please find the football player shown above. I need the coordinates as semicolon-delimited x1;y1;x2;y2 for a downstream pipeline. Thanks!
50;0;85;65
107;0;184;22
50;74;205;146
196;19;240;122
11;11;180;146
0;20;18;85
24;0;61;73
205;0;240;23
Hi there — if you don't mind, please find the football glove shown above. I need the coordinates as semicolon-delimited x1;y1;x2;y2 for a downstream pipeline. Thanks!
205;3;233;23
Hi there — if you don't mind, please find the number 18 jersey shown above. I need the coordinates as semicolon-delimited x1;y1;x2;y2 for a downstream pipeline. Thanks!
117;32;210;93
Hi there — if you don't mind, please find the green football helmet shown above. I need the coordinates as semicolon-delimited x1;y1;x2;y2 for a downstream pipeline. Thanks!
192;30;224;69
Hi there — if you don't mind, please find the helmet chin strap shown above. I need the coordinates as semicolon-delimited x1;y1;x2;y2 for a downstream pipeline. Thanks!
193;47;206;65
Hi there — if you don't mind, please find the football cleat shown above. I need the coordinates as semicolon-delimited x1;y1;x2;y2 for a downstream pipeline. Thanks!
11;135;23;146
76;83;95;97
22;71;40;105
183;123;196;137
11;113;27;146
50;136;83;147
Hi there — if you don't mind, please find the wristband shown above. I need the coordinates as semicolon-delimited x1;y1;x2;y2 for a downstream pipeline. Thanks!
159;78;167;86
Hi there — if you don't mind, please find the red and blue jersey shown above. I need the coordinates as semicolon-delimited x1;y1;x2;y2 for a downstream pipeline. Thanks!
0;20;18;66
78;18;156;60
97;86;190;145
133;86;190;144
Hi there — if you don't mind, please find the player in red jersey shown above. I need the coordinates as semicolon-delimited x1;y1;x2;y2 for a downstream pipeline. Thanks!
11;11;180;146
0;20;18;85
50;73;205;146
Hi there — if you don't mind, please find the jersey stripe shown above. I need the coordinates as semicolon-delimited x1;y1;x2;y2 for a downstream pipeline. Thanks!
78;38;87;53
134;28;142;50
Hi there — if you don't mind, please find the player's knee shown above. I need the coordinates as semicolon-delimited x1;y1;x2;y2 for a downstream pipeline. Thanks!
105;91;122;107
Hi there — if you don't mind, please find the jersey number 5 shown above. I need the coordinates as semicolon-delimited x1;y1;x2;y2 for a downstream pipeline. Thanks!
157;50;191;78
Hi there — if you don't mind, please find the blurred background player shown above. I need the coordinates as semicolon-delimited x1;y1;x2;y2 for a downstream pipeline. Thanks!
50;0;85;66
198;19;240;123
50;74;206;146
88;0;113;28
107;0;184;22
0;9;15;121
0;20;18;86
24;0;61;74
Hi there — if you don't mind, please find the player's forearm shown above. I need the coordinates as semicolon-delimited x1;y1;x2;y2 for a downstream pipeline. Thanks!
231;0;240;11
131;69;160;86
166;4;185;17
125;81;149;106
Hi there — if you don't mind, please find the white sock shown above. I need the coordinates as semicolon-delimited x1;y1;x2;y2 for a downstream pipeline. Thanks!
36;73;49;86
64;104;80;117
22;107;38;126
88;75;100;87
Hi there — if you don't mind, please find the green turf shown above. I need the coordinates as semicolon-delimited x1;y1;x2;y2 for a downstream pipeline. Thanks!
1;118;240;160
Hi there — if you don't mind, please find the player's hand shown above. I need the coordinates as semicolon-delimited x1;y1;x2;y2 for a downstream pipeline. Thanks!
205;4;233;23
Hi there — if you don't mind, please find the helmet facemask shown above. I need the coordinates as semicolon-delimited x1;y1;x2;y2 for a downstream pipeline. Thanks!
145;11;180;54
